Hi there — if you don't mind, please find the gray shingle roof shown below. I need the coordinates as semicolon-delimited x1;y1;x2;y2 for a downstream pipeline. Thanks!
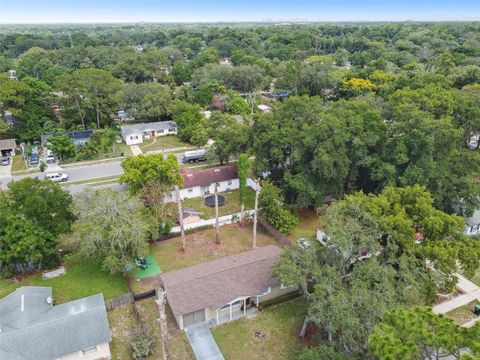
121;121;177;137
0;287;111;360
0;139;16;151
161;245;282;317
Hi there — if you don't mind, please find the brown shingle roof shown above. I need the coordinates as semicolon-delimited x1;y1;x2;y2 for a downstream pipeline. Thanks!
161;245;282;317
181;165;238;188
0;139;16;151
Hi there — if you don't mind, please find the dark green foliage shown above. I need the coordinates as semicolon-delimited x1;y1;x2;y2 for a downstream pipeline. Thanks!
0;179;73;276
259;180;299;234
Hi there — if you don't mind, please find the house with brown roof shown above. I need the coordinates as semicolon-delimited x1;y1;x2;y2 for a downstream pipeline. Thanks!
179;165;239;200
161;245;297;329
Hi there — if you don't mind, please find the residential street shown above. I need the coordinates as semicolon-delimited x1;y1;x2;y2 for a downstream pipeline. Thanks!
0;152;186;191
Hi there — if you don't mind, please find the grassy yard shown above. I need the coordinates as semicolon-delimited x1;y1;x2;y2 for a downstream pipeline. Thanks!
288;208;325;242
212;299;308;360
108;303;138;360
108;299;195;360
152;223;279;273
140;136;191;151
0;258;127;303
181;188;256;220
11;154;27;172
445;300;480;325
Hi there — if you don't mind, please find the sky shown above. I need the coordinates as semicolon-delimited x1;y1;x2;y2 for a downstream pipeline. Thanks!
1;0;480;24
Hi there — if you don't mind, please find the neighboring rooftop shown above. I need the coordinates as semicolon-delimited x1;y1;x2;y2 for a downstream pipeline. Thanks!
120;121;177;137
41;130;94;146
0;286;111;360
0;138;16;151
258;104;272;112
161;245;282;317
181;165;238;188
466;209;480;226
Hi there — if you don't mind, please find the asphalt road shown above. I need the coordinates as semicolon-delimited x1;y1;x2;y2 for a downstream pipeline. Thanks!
0;152;187;191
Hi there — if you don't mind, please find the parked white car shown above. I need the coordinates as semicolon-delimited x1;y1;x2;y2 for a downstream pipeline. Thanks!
45;150;55;163
45;172;69;182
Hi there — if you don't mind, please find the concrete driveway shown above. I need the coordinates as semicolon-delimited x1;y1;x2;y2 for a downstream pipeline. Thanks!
185;323;224;360
0;160;12;179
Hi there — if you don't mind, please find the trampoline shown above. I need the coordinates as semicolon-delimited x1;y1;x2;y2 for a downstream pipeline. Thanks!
205;194;225;206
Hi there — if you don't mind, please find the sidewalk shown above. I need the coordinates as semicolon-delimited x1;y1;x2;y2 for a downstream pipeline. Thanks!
433;274;480;315
433;289;480;314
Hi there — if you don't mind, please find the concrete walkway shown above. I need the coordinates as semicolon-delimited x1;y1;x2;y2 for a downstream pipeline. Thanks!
185;322;224;360
433;289;480;314
130;145;143;156
433;273;480;315
455;273;479;293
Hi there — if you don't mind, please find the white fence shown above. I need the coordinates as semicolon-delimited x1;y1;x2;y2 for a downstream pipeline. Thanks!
171;210;256;234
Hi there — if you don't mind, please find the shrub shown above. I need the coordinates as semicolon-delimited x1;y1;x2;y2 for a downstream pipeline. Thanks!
131;329;156;360
258;290;302;310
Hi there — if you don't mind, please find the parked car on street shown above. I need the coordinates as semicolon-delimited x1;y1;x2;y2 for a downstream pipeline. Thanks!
45;172;69;182
1;156;10;166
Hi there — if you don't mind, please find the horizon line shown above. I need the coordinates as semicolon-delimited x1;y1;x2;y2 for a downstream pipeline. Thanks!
1;20;480;26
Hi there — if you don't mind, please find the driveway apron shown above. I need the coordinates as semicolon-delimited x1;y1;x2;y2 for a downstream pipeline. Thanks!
185;322;224;360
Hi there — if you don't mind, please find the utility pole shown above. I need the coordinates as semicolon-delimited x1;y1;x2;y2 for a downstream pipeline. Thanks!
175;186;186;252
156;288;169;360
252;179;260;249
215;183;220;244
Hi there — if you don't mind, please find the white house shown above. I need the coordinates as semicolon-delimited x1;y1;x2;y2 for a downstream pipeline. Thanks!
179;165;239;200
0;287;112;360
121;121;178;145
465;209;480;236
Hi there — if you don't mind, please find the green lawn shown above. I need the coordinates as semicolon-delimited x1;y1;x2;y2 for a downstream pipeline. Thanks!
181;188;256;220
0;258;128;303
11;154;27;172
152;223;279;272
212;299;308;360
140;136;191;151
108;298;195;360
445;300;480;325
288;208;325;242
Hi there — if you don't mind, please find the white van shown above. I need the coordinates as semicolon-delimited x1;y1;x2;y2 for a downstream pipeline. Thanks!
45;173;69;182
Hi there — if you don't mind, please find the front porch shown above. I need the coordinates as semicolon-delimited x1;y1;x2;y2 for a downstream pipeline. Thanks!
213;296;259;326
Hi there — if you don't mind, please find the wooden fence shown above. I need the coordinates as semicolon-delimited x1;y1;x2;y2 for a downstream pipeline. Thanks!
105;289;157;311
258;218;292;247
